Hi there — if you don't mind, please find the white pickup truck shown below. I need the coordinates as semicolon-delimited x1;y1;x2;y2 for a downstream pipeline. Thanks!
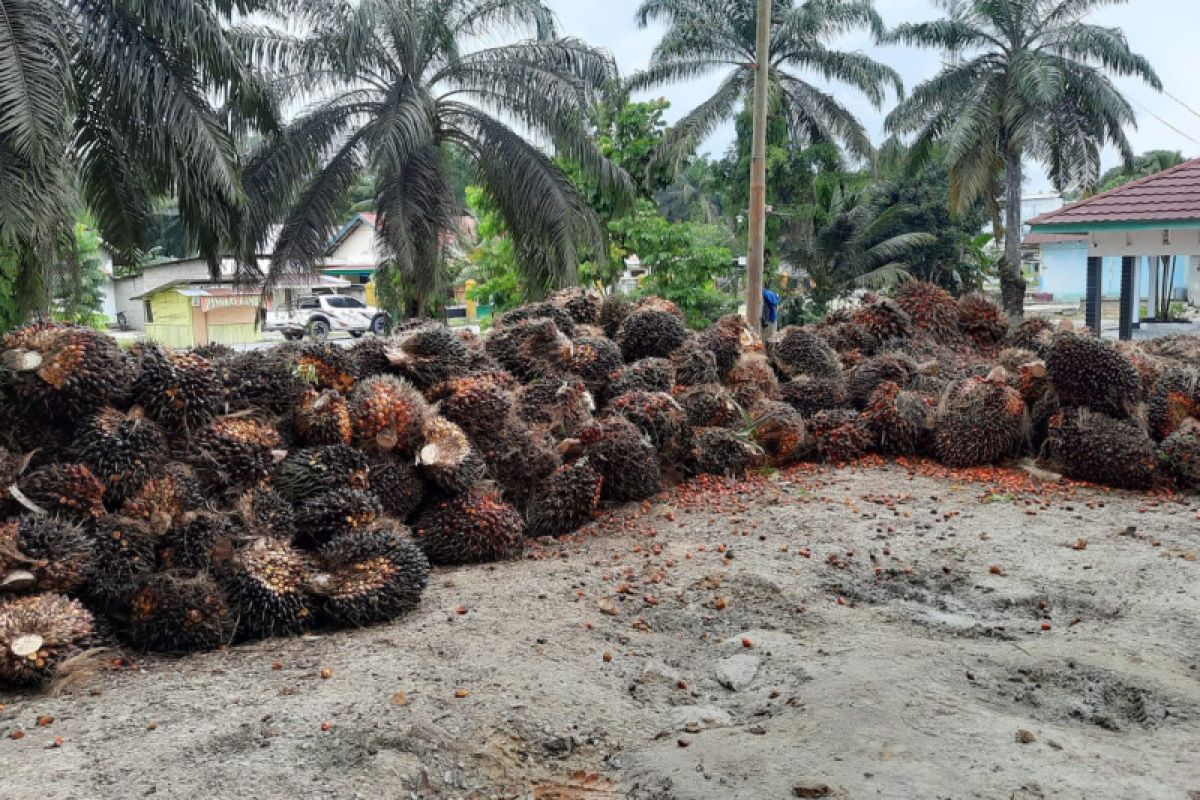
263;295;390;341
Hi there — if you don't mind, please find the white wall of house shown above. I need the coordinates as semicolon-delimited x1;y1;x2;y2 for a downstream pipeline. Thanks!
324;223;383;269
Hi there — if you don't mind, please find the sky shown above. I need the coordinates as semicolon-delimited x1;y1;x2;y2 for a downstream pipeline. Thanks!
546;0;1200;193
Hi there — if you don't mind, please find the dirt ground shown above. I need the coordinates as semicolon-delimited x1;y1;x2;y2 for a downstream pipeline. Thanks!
3;461;1200;800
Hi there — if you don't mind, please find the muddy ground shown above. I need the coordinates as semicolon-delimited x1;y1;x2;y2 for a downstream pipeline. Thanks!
3;461;1200;800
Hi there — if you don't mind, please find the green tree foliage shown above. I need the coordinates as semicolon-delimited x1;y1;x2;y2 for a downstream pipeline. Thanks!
631;0;902;172
238;0;632;318
870;140;991;290
787;186;936;315
54;223;108;328
1096;150;1187;193
463;186;523;315
886;0;1161;319
609;202;736;328
0;0;275;325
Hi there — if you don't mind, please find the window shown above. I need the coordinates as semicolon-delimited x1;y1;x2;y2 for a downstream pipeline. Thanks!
299;298;320;310
326;296;366;309
144;300;153;323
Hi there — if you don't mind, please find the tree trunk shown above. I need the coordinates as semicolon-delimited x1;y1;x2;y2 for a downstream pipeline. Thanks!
744;0;771;331
1001;149;1027;322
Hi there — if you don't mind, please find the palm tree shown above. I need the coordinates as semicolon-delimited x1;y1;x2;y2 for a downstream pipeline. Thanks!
790;183;935;312
237;0;631;316
0;0;272;323
885;0;1161;321
630;0;902;173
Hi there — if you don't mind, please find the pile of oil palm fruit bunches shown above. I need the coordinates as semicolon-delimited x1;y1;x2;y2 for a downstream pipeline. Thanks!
2;284;1199;688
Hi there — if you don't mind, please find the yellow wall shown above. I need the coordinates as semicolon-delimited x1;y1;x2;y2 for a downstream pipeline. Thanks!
145;291;196;347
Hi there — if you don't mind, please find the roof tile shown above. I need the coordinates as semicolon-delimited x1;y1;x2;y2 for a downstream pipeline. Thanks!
1027;158;1200;227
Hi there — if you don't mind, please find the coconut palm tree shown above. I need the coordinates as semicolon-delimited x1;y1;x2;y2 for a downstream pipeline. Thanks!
237;0;632;316
885;0;1161;321
0;0;272;321
629;0;902;175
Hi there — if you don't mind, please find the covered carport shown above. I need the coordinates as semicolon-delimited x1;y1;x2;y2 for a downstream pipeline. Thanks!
1026;158;1200;340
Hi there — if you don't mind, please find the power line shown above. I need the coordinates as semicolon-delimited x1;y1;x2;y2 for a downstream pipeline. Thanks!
1163;89;1200;124
1131;98;1200;147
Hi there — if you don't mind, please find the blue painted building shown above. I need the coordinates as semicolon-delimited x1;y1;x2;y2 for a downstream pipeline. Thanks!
1032;236;1188;302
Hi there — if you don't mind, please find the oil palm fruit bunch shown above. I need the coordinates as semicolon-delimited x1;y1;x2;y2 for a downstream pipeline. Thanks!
895;282;960;343
384;323;471;389
569;336;624;394
617;308;688;362
427;372;517;439
1046;332;1141;419
671;337;720;386
1159;418;1200;490
85;515;161;610
1118;342;1169;400
847;353;917;409
192;343;236;361
678;383;741;429
191;415;282;488
499;302;577;337
457;328;503;373
69;407;169;505
749;401;811;466
934;373;1027;467
367;455;428;521
1041;408;1159;490
1147;367;1199;441
689;427;767;477
549;287;603;325
811;410;875;464
861;382;935;456
599;294;632;339
517;378;595;438
957;294;1008;349
475;422;561;511
577;417;661;502
525;460;604;538
0;516;94;595
701;314;755;378
486;318;573;381
274;445;369;502
1006;318;1056;358
293;343;357;394
294;488;382;546
294;389;353;446
414;487;525;565
120;463;203;528
216;349;310;415
216;537;311;641
850;296;914;344
350;376;429;453
1141;334;1200;366
780;376;850;417
816;317;880;357
0;593;95;686
635;296;685;318
310;525;430;627
235;486;298;542
608;357;676;398
160;511;236;571
130;343;222;436
608;391;689;453
126;570;234;652
768;327;843;381
14;464;105;522
726;353;780;409
416;417;485;494
1;322;132;415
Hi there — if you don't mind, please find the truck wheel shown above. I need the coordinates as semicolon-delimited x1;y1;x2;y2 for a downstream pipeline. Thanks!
306;319;331;342
349;331;364;339
282;331;302;342
370;314;389;336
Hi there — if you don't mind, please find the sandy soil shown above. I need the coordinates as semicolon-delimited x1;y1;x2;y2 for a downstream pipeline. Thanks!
3;461;1199;800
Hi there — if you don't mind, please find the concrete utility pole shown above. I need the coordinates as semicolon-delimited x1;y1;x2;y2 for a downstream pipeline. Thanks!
745;0;771;331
